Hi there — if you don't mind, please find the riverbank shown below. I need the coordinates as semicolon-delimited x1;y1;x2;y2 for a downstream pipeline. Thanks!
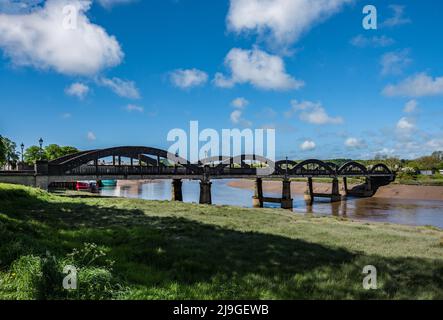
227;179;443;201
0;183;442;299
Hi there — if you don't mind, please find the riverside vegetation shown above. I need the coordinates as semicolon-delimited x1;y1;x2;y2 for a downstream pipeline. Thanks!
0;183;442;300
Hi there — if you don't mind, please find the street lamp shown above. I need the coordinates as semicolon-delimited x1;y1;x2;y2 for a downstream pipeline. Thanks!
20;143;24;163
38;138;43;160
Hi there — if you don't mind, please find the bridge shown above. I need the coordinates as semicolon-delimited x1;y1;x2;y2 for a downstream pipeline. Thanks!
0;146;395;209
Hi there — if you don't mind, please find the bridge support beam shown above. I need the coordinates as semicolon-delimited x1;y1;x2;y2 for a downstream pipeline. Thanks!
171;179;183;201
281;179;293;209
331;178;341;202
252;178;264;208
304;177;314;206
199;179;212;205
342;177;348;196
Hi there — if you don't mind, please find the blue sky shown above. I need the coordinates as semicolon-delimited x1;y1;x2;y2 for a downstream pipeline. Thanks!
0;0;442;160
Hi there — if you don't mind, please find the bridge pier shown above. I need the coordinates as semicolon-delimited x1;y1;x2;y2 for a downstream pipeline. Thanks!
331;178;341;202
199;179;212;205
252;178;264;208
342;177;348;196
281;178;293;209
171;179;183;201
304;177;314;205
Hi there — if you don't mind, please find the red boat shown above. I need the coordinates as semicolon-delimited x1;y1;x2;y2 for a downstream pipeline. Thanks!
76;181;92;191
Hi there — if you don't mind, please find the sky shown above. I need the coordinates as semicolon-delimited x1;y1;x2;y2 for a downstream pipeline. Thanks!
0;0;442;160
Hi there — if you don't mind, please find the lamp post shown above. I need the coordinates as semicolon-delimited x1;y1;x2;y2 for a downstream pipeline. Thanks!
20;143;24;163
38;138;43;160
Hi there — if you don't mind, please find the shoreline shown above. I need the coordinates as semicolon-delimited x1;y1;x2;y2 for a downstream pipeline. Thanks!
227;179;443;201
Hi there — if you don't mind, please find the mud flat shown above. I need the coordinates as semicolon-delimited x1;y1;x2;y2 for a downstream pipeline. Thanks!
227;179;443;201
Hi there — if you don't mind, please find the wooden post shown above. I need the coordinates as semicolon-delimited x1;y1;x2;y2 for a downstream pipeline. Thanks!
252;178;264;208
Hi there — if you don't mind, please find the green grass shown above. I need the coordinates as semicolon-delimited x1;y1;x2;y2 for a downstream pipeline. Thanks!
0;183;442;300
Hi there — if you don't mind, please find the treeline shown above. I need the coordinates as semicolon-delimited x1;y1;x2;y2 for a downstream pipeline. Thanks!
0;135;79;168
328;151;443;172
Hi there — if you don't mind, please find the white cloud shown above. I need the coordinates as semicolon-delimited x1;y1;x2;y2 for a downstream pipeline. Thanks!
383;73;443;97
97;0;136;8
214;47;304;90
0;0;123;76
287;100;343;125
61;112;72;119
98;77;140;99
426;139;443;150
382;5;411;28
300;140;316;151
231;97;249;109
396;117;415;131
170;68;208;89
65;82;89;99
125;104;143;113
403;100;418;113
380;49;411;76
230;109;251;127
345;137;366;149
87;131;96;141
350;34;395;48
227;0;352;47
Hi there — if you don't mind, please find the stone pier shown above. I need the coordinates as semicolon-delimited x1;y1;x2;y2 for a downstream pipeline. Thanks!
199;179;212;205
171;179;183;201
304;177;314;205
252;178;264;208
281;178;293;209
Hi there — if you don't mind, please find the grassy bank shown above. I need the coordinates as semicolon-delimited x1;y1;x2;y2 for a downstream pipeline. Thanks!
0;183;442;300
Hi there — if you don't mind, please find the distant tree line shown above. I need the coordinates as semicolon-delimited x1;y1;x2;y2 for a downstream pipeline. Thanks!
0;136;79;169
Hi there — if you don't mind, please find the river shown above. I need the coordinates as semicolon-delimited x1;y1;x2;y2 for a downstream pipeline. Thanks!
100;179;443;229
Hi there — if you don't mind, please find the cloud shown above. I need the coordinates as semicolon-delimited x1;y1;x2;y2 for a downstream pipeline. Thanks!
345;137;366;149
350;34;395;48
403;100;418;113
61;112;72;119
65;82;89;99
287;100;343;125
214;47;304;90
380;49;411;76
382;5;411;28
0;0;123;76
98;77;140;99
96;0;136;8
230;109;252;127
125;104;143;113
300;140;316;151
169;68;208;89
231;97;249;109
396;117;415;131
383;73;443;97
87;131;96;141
227;0;352;47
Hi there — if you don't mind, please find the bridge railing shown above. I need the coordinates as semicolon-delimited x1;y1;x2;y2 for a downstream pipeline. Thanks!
63;165;193;176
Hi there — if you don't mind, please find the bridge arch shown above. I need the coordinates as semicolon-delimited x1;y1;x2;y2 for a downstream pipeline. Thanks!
292;159;335;176
369;163;392;175
337;161;368;176
50;146;200;174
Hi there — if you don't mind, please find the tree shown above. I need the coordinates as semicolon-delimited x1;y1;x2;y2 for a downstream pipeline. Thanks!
0;135;7;166
24;144;79;164
0;136;19;169
24;145;47;165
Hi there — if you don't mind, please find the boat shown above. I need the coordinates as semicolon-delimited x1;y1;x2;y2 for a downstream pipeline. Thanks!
76;181;92;191
101;180;117;187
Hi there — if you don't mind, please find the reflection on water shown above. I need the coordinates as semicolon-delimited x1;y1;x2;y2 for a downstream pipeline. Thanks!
100;179;443;229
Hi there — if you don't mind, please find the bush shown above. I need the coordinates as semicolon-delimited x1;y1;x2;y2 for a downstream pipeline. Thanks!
1;243;125;300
